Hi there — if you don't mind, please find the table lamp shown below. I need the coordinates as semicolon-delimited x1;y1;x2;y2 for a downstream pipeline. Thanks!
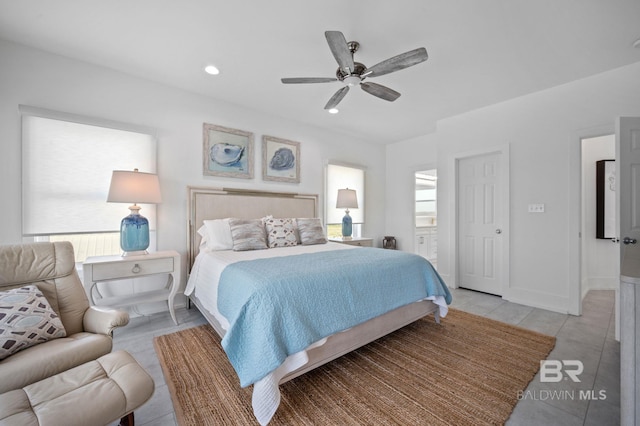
336;188;358;239
107;169;161;256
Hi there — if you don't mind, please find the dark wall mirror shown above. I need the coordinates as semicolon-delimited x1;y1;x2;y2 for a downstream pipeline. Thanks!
596;159;616;239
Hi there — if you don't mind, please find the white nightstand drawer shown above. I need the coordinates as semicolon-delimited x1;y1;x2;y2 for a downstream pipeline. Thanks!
91;257;174;281
329;237;373;247
348;240;372;247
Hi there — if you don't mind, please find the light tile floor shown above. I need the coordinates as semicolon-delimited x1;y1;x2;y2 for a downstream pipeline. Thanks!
112;289;619;425
450;288;619;426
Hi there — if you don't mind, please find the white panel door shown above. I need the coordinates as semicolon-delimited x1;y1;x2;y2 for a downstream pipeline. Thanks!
458;152;503;295
617;117;640;426
618;117;640;259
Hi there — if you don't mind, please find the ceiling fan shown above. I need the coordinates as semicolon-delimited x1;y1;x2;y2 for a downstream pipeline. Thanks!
281;31;428;110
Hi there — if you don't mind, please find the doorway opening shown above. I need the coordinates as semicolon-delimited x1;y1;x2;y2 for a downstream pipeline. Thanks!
580;134;618;299
415;169;437;268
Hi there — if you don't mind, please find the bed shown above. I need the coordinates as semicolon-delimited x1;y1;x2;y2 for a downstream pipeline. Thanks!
185;186;451;425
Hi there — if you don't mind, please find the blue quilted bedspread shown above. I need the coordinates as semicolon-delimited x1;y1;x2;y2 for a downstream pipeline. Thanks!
217;247;451;387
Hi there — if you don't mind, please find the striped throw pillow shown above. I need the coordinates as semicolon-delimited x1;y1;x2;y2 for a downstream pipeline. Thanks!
229;218;268;251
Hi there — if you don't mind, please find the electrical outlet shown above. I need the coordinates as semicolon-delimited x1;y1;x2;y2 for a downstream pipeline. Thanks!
528;204;545;213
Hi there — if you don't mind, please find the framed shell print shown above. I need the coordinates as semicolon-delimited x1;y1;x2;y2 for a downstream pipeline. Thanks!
262;135;300;183
203;123;254;179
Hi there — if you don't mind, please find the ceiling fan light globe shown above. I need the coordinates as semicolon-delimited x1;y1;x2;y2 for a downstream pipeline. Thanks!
344;76;361;87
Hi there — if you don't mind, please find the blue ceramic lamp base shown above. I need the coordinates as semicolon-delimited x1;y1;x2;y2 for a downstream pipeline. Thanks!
120;205;150;256
341;210;353;239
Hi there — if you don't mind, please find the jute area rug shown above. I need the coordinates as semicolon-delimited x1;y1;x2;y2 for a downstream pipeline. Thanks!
154;309;555;425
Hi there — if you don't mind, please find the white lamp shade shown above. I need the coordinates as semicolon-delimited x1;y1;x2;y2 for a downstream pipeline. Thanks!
336;188;358;209
107;170;162;204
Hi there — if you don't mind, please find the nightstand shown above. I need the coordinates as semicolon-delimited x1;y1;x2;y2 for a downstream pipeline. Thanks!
83;250;180;325
329;237;373;247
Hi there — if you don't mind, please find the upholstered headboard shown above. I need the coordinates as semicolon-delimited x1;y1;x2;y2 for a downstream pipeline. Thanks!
186;186;318;271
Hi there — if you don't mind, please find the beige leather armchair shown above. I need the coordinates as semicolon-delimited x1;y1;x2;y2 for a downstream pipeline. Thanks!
0;241;130;394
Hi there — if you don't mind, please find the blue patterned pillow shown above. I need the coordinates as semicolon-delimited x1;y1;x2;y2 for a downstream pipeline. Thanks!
0;285;67;360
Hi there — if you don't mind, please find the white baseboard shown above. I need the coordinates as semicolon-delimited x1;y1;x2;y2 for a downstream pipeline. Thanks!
503;287;570;315
582;277;619;298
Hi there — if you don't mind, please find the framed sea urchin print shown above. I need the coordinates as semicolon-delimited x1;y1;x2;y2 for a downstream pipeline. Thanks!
203;123;254;179
262;135;300;183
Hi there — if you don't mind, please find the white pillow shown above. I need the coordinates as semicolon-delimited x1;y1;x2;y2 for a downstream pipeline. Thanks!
202;219;234;251
196;225;210;252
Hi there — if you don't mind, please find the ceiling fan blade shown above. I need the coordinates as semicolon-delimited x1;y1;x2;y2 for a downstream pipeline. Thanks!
325;31;355;73
281;77;337;84
324;86;350;110
360;82;401;102
364;47;428;78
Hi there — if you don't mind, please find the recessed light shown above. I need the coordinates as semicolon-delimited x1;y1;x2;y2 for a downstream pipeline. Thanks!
328;108;339;114
204;65;220;75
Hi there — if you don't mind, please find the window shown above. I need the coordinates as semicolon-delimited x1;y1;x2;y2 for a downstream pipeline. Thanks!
415;170;437;227
325;162;365;238
21;106;157;262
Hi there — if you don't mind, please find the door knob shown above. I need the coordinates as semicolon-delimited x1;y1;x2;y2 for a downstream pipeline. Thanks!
623;237;637;245
495;229;502;234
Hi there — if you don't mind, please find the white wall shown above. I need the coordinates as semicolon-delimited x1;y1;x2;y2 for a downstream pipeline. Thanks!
387;61;640;314
581;135;618;296
0;40;387;307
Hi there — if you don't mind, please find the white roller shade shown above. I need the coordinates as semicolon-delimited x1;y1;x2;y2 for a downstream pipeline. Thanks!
326;163;365;224
22;114;157;236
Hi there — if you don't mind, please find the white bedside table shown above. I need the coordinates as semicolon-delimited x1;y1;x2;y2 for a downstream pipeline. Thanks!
329;237;373;247
83;250;180;325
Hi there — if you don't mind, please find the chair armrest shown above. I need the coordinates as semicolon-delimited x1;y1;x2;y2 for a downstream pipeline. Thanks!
83;306;130;336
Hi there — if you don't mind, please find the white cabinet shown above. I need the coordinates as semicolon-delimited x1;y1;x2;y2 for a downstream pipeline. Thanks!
415;227;437;266
83;250;180;325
